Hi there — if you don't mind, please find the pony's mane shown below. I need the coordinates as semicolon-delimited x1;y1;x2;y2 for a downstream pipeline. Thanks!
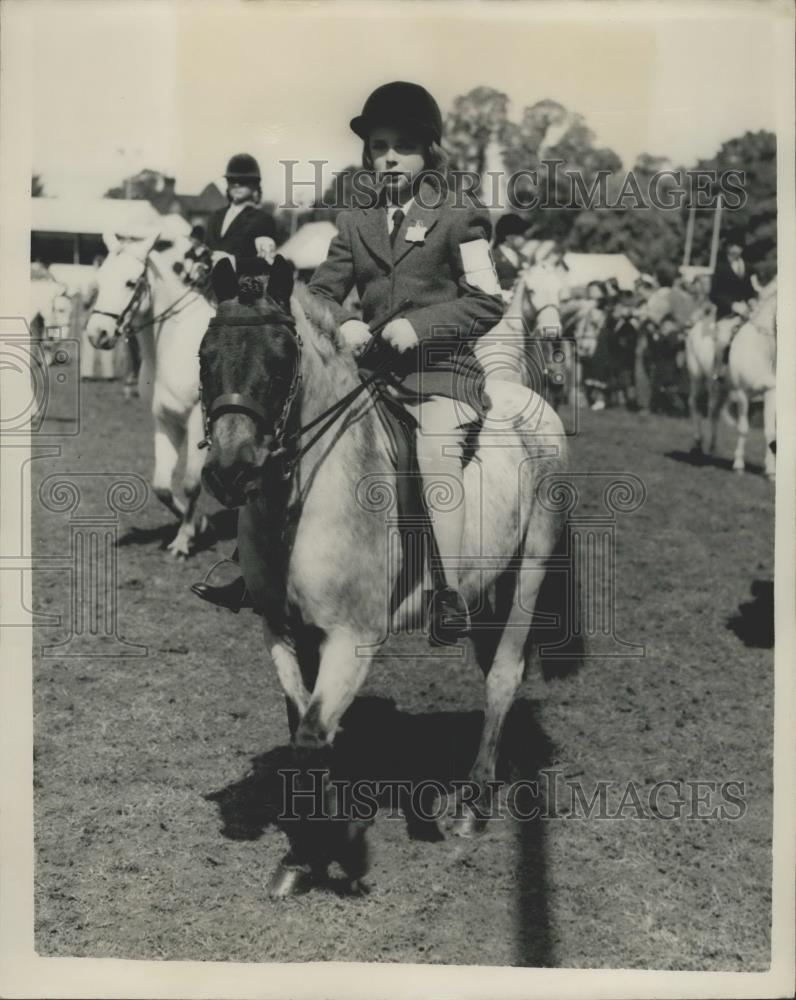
291;283;344;361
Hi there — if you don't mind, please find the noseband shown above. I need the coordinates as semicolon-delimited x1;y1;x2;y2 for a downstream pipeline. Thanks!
200;313;303;460
90;251;150;338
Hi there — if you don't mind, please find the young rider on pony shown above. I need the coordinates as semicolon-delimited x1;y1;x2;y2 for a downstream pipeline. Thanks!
194;82;504;644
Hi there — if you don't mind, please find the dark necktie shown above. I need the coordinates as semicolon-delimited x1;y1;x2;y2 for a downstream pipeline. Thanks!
390;208;405;247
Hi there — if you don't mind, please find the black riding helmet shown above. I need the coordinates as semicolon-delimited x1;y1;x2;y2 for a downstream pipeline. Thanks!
225;153;261;183
350;81;443;144
494;213;529;246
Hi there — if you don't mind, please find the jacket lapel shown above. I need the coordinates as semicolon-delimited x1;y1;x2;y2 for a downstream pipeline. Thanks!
221;204;255;240
356;207;393;271
391;183;442;268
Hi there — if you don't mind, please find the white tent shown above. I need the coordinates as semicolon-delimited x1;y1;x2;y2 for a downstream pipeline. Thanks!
279;221;337;271
561;253;641;291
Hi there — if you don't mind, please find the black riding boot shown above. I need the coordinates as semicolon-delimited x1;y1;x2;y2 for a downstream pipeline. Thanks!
191;575;252;613
192;544;253;613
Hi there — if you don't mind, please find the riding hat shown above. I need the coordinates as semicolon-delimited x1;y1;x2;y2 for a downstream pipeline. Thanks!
723;226;747;247
350;82;443;145
495;213;529;245
225;153;261;182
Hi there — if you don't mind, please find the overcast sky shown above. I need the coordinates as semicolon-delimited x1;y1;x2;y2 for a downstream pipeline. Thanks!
28;0;781;205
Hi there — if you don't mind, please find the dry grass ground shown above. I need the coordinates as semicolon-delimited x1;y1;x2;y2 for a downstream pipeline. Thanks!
33;376;774;968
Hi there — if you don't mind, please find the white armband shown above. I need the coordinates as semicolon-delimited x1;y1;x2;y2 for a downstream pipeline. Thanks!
460;238;501;295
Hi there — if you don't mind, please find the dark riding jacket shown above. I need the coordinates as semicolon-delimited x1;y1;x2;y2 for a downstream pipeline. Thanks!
709;257;756;319
307;178;504;409
206;204;277;275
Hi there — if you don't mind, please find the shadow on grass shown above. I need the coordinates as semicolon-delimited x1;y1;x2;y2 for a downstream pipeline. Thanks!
205;694;556;965
664;449;765;477
727;579;774;649
117;508;237;553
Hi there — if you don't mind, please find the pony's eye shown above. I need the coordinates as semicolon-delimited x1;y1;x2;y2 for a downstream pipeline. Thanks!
125;280;138;289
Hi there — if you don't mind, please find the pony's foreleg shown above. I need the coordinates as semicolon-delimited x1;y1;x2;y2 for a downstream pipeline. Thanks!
763;386;776;480
295;628;378;747
688;376;704;455
269;627;379;898
732;391;750;473
707;377;727;456
152;413;186;521
269;636;312;736
167;403;207;558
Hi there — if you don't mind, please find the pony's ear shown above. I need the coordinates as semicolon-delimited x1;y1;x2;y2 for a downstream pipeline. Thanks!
266;254;294;312
211;258;238;302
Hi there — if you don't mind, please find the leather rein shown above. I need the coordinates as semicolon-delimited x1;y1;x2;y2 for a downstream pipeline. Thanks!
200;299;413;480
90;245;207;340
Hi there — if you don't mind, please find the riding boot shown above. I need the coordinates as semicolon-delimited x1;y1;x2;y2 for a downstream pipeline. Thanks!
428;586;471;647
191;575;252;613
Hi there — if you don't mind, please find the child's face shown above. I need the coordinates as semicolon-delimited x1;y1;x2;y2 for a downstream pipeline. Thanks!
368;126;425;200
227;181;255;204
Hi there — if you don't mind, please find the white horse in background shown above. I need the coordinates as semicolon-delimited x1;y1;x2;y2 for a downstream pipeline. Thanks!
476;252;568;397
685;278;776;479
723;280;777;479
85;219;215;556
30;267;72;364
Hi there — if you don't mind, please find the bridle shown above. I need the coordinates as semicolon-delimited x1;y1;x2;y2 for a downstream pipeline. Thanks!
200;313;304;466
200;299;413;485
90;250;151;339
90;243;206;341
531;301;563;331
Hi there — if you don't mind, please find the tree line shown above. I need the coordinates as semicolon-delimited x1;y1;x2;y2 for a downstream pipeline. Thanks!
35;86;775;282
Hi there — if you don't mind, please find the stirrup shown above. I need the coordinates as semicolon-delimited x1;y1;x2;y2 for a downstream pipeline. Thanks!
197;556;239;586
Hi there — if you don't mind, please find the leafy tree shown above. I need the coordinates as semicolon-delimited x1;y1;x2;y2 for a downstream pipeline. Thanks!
501;100;622;242
444;86;511;181
687;130;776;281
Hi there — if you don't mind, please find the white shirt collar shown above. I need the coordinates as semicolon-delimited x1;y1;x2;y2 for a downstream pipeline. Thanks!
387;196;414;233
221;201;252;236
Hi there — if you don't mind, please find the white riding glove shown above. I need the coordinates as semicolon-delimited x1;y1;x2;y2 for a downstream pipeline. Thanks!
382;318;419;353
339;319;372;356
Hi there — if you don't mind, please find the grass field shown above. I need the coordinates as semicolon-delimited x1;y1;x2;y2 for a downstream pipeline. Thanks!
32;374;774;968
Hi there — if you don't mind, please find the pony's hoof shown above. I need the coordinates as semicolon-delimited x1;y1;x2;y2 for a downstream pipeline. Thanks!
343;878;370;897
268;864;315;899
167;538;192;559
449;808;488;839
733;463;745;474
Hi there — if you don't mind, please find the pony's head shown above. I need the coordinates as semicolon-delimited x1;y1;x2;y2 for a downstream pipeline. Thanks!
199;257;299;508
85;220;190;348
85;230;158;349
521;258;568;332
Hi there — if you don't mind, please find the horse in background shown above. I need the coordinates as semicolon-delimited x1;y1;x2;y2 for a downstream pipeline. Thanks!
685;277;776;480
85;218;215;556
30;266;72;365
199;259;571;896
476;248;570;406
723;280;777;479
